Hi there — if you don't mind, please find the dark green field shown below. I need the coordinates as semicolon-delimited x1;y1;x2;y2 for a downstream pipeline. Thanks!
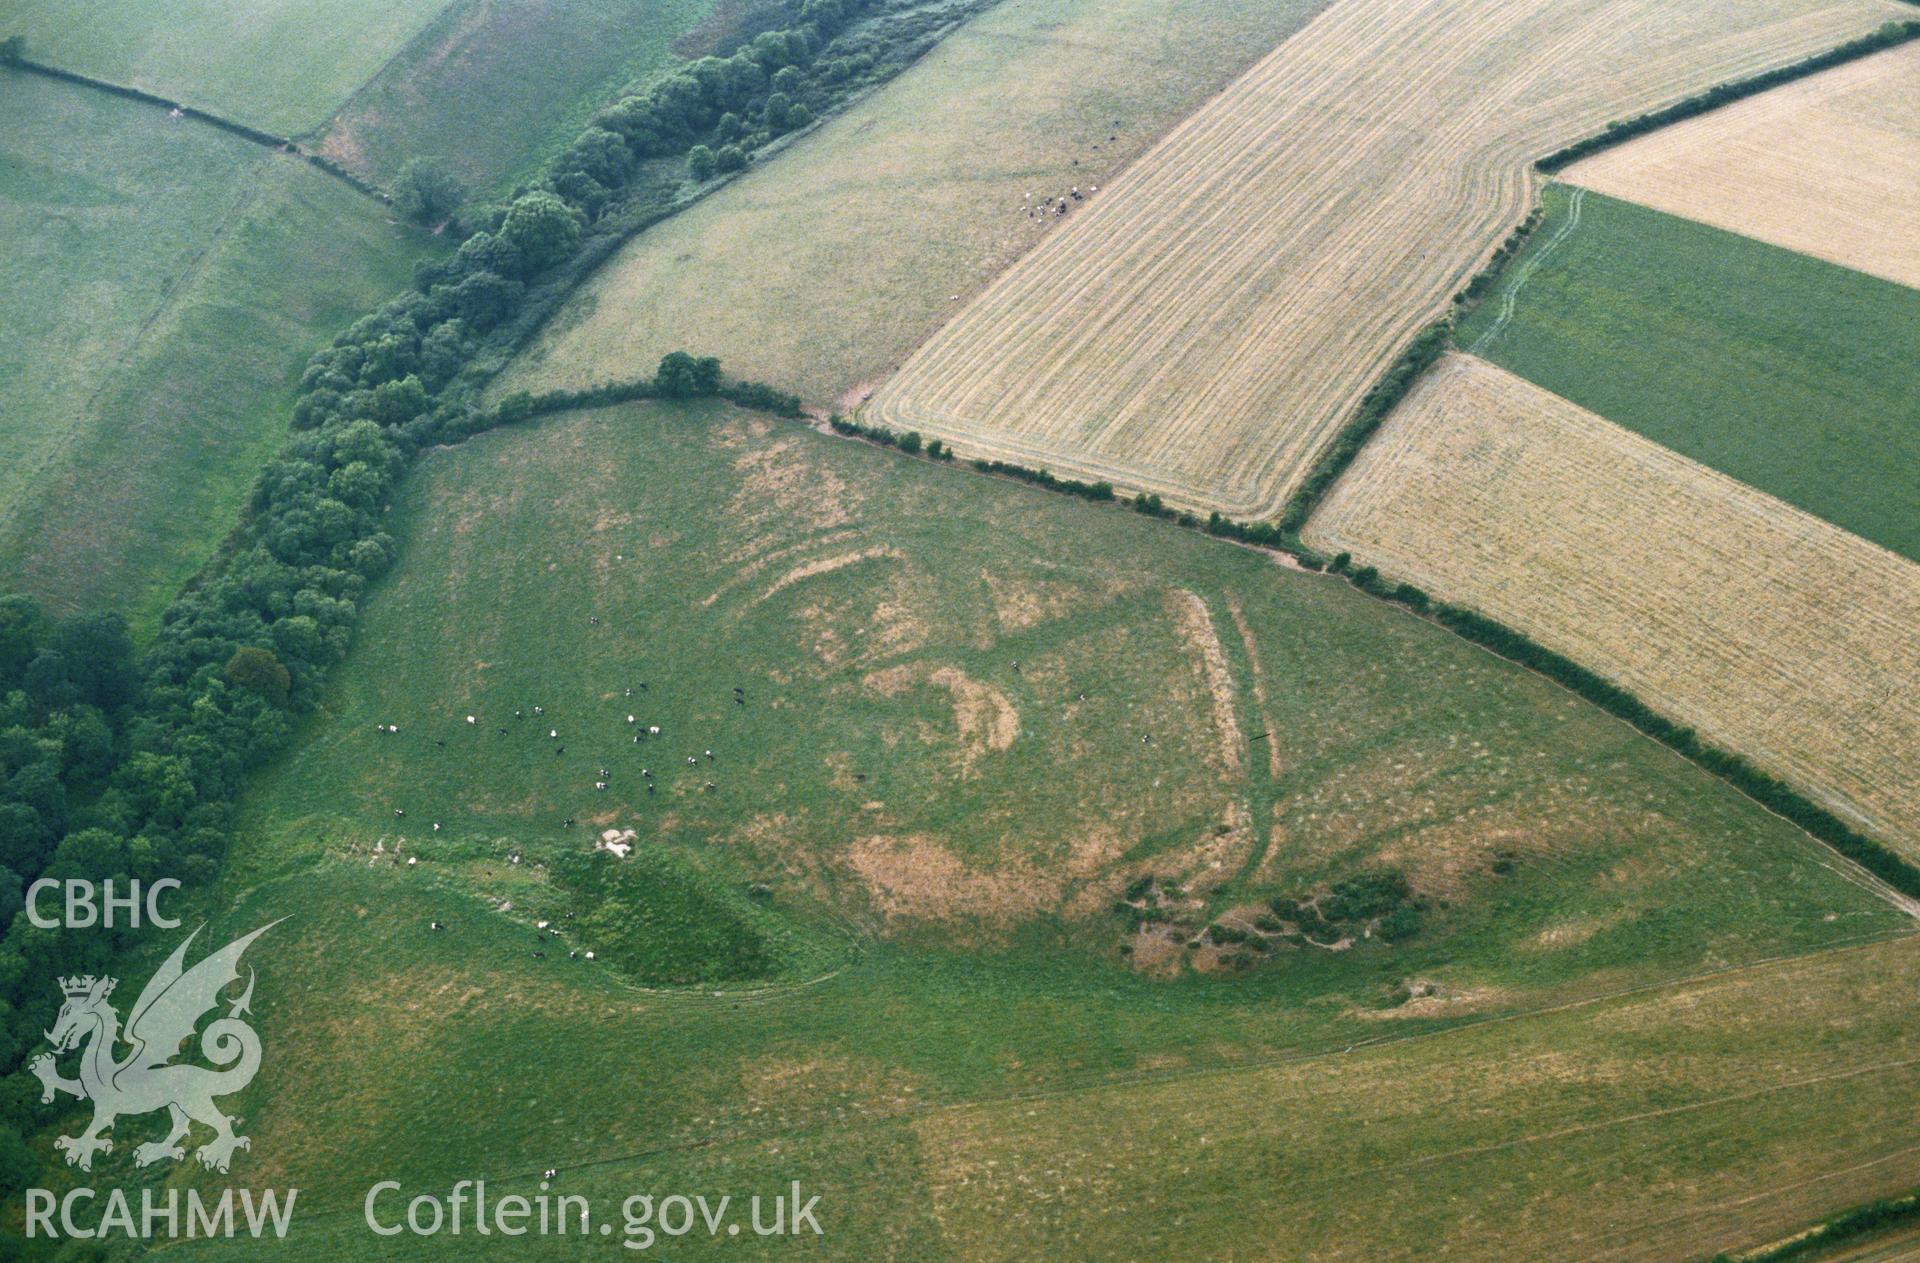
1459;184;1920;561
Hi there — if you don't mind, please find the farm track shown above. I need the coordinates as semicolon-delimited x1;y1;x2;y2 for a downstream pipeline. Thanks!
863;0;1903;516
1468;186;1584;355
1305;355;1920;860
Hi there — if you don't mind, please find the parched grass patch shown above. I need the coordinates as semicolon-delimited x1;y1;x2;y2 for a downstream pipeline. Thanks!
0;72;436;625
863;0;1897;516
1459;184;1920;561
94;398;1910;1258
1306;354;1920;860
235;398;1903;988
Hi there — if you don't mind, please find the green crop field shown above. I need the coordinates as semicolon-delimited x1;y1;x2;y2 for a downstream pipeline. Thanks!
1460;184;1920;562
316;0;723;196
501;0;1330;407
0;72;436;627
2;0;458;135
55;398;1912;1260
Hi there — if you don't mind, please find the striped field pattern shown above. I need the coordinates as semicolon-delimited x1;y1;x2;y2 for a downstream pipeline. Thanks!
862;0;1906;516
1305;355;1920;857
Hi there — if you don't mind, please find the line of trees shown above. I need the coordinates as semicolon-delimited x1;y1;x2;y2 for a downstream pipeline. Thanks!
1323;556;1920;899
828;414;953;460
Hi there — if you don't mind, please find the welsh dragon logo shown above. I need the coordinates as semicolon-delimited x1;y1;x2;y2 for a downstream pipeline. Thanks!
29;921;282;1174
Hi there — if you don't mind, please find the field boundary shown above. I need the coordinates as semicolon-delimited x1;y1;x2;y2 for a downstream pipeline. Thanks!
2;58;395;204
1467;187;1585;355
1537;18;1920;172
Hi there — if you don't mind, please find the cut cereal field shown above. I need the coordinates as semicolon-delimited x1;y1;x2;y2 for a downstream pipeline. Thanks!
1;0;459;135
862;0;1907;516
1304;354;1920;858
498;0;1334;407
1458;184;1920;562
1559;40;1920;290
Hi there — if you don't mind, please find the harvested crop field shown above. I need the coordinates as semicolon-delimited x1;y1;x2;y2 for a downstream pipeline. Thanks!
1305;354;1920;856
863;0;1906;516
1560;41;1920;290
499;0;1333;406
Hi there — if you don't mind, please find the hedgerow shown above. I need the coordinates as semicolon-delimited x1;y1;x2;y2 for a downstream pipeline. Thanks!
1537;20;1920;172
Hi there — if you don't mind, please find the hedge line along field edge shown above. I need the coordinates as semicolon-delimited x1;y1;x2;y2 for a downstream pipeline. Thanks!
1536;18;1920;172
0;53;394;203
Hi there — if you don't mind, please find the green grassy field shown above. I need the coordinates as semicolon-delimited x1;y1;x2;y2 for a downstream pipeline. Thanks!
36;397;1898;1256
0;73;437;628
1459;184;1920;562
315;0;722;196
1;0;458;135
156;921;1920;1261
228;400;1901;988
501;0;1331;407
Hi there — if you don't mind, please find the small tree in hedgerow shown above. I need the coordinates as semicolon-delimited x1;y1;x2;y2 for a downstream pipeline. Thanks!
500;190;583;273
224;646;291;706
687;145;717;182
392;158;465;226
654;352;723;398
